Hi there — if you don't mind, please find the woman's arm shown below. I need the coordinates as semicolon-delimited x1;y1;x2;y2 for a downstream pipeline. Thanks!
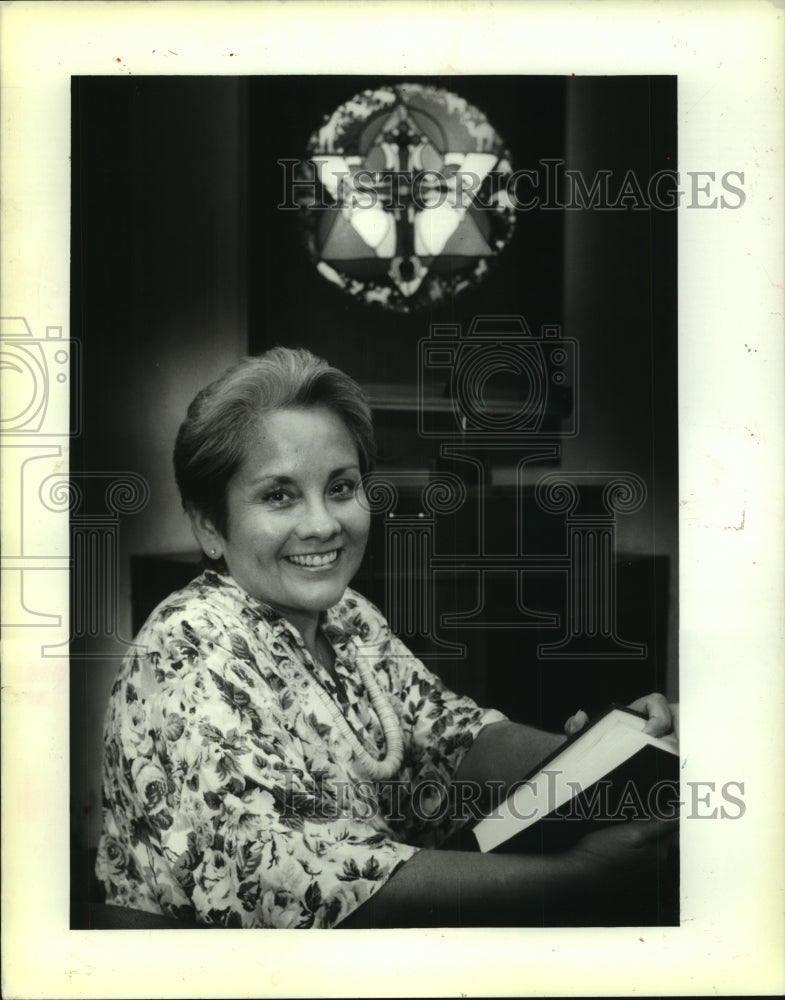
339;816;675;928
341;694;677;928
452;719;565;807
339;843;581;927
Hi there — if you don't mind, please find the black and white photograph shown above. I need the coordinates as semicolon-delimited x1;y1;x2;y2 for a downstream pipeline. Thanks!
2;3;783;998
68;71;680;931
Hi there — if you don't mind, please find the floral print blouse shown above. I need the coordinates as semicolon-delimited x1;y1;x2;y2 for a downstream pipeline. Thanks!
96;571;506;928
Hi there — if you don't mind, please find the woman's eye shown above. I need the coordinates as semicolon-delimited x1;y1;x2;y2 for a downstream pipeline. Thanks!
331;480;357;498
264;488;293;505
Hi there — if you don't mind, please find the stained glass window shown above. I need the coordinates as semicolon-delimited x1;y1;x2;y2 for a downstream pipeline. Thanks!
294;83;516;312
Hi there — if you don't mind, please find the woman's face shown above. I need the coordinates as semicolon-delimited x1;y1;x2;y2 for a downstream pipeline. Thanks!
209;405;370;634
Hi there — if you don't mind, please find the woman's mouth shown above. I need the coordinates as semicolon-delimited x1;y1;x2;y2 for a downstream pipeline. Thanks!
285;549;340;569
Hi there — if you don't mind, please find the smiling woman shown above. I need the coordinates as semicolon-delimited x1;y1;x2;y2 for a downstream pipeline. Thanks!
189;406;371;647
95;347;676;928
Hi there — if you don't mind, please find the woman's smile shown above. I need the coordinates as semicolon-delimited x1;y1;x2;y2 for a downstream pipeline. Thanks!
285;548;341;569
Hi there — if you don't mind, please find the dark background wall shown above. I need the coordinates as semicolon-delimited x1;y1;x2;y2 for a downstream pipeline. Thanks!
70;75;676;853
562;77;678;696
70;78;249;850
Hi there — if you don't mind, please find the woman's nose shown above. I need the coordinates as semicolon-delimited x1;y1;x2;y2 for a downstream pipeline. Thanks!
295;498;341;540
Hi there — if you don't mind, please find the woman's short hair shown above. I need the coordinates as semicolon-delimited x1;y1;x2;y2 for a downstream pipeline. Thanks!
174;347;376;538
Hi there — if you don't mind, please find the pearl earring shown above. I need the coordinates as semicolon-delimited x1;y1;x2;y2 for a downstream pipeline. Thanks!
210;548;217;557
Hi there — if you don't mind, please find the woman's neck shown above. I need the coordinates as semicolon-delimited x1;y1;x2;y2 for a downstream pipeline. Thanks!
281;610;321;659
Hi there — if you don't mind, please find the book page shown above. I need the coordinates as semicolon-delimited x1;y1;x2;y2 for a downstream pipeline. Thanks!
475;711;674;851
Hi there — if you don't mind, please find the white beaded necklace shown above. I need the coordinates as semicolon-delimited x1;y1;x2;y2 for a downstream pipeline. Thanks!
308;637;404;782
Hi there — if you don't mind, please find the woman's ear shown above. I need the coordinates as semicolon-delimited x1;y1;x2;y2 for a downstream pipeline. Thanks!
188;508;224;562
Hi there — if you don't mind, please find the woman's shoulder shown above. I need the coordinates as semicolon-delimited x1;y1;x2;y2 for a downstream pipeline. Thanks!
137;569;224;625
113;571;286;703
325;587;391;644
135;570;277;650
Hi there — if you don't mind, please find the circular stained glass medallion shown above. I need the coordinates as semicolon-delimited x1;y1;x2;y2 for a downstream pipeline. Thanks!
295;83;516;312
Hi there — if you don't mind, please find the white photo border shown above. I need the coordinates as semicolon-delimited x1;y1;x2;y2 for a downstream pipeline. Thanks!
2;2;783;997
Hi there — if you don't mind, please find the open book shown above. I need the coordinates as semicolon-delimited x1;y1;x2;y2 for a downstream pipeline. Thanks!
471;704;679;854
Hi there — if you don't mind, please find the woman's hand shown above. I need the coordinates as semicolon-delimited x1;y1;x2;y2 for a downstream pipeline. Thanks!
569;818;679;890
627;692;673;736
564;693;675;738
563;709;589;737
